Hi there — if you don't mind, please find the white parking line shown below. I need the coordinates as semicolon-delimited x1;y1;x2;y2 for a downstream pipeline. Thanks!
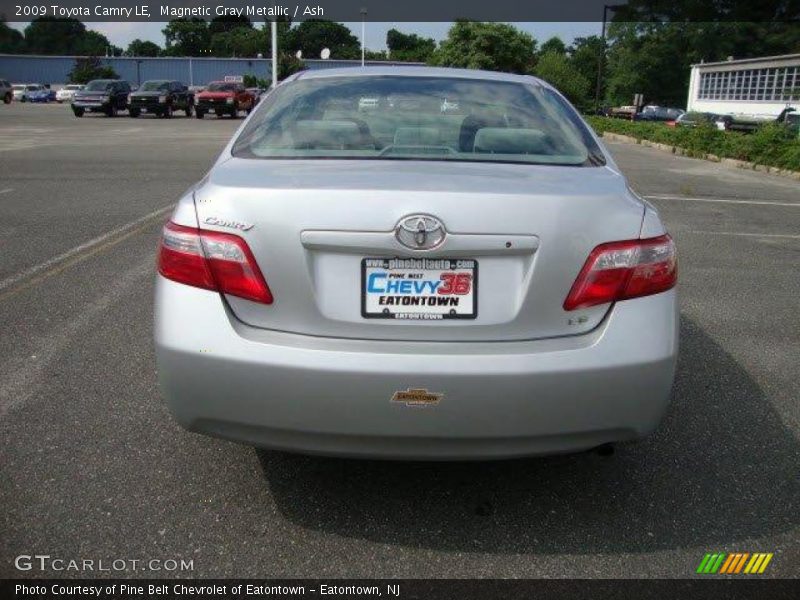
0;188;13;195
687;230;800;239
0;204;173;293
643;194;800;208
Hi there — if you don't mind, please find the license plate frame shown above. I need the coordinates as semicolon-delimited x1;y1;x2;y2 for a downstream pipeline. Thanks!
361;257;478;320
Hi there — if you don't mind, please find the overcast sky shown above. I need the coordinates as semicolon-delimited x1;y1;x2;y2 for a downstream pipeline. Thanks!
10;21;601;52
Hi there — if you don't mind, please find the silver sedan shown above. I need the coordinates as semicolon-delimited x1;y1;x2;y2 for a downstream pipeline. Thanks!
154;67;678;459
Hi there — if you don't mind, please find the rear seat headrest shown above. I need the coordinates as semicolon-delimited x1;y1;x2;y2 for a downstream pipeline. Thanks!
292;120;364;149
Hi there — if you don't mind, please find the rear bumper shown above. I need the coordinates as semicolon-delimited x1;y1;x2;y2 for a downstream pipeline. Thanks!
155;277;678;459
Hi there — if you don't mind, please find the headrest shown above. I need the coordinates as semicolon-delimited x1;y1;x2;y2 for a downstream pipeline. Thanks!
293;120;364;149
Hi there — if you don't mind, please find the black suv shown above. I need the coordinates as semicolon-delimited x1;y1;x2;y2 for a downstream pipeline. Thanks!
128;80;194;118
72;79;131;117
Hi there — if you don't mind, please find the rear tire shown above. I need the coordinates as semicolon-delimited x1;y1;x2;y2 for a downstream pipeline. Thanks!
195;109;205;119
129;109;140;118
164;104;173;118
215;109;223;118
106;104;117;117
3;93;10;104
185;103;193;117
73;108;84;117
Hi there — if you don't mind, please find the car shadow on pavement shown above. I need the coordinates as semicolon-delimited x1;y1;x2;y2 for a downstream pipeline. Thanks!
257;316;800;554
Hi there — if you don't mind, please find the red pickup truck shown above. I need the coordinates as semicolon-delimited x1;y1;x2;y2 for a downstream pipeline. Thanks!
195;81;256;119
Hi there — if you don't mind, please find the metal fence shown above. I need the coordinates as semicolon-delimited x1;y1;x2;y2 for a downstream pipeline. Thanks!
0;55;424;86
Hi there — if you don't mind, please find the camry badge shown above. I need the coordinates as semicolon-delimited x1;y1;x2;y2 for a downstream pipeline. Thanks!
391;388;443;406
204;216;254;231
396;214;446;250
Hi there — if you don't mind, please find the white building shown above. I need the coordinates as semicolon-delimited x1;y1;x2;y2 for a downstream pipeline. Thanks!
687;53;799;120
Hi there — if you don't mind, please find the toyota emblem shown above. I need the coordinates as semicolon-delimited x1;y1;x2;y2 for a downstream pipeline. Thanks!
395;215;446;250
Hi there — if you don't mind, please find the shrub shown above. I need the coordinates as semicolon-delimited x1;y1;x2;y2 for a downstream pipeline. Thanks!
586;116;800;172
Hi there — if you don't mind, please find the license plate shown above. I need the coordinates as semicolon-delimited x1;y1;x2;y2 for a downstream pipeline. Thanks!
141;108;147;113
361;258;478;320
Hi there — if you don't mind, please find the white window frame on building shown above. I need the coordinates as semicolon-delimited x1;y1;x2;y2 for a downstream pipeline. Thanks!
687;54;799;119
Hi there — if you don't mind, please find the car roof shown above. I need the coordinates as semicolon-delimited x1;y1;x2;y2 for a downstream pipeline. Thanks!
294;66;550;88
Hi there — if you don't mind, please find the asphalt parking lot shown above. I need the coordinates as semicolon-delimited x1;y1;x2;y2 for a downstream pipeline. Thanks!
1;101;798;579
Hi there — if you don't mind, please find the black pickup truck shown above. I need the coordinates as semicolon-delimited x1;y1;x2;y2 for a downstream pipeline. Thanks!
128;80;194;118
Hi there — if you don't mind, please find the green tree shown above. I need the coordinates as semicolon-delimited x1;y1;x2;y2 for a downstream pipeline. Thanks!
534;51;592;108
208;16;253;36
603;20;800;107
567;36;604;91
67;56;118;84
386;28;436;62
162;18;211;57
127;39;161;57
429;21;536;74
75;30;115;56
0;18;25;53
210;27;265;57
539;36;567;56
23;17;113;55
284;20;360;59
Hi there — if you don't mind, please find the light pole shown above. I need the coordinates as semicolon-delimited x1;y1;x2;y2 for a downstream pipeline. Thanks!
594;4;623;114
271;20;278;88
360;7;367;66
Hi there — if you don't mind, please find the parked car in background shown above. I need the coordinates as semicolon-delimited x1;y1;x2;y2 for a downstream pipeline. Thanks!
56;84;84;103
722;106;799;133
128;80;194;118
633;105;685;122
0;79;11;104
246;87;267;105
155;67;679;460
606;105;637;119
12;84;28;101
13;83;47;102
71;79;131;117
26;84;52;103
195;81;255;118
675;111;732;130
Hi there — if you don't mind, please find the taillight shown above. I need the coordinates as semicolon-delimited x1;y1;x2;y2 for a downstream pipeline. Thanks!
158;221;273;304
563;234;676;311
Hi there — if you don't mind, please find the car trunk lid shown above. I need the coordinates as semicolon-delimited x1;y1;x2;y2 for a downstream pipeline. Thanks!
194;158;645;342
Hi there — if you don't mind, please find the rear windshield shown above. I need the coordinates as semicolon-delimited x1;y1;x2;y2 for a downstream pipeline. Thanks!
207;82;236;92
140;81;169;91
232;76;605;166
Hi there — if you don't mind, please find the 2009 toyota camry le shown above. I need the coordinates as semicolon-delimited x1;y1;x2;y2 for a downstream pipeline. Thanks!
154;67;678;459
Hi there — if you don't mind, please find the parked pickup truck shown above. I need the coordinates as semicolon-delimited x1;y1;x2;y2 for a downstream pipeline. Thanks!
194;81;255;119
128;80;194;118
72;79;131;117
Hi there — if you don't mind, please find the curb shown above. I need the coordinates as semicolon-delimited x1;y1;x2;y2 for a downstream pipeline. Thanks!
599;132;800;181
